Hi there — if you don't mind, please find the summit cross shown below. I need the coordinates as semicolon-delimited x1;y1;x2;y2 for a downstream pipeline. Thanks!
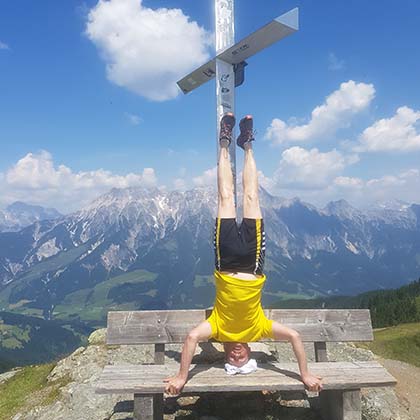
177;1;299;208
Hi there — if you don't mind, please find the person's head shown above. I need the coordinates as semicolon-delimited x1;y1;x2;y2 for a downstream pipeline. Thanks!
223;342;251;367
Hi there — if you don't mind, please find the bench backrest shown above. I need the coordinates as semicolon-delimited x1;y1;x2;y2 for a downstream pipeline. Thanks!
107;309;373;364
107;308;373;345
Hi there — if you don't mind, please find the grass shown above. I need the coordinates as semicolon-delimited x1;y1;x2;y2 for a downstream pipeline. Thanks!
0;363;71;420
357;321;420;367
0;323;31;349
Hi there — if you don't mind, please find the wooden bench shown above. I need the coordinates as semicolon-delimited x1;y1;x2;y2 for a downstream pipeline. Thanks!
96;309;397;420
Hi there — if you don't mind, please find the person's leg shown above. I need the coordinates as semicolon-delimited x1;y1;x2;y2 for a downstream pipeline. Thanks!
243;142;262;219
215;114;238;271
271;321;323;392
239;116;262;219
218;114;236;219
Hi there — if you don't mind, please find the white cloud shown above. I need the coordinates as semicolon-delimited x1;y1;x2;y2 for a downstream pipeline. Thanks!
125;112;142;125
328;52;345;71
173;178;187;190
263;169;420;208
257;170;275;192
333;176;364;189
140;167;157;186
1;151;157;213
0;41;9;50
265;80;375;145
354;106;420;152
86;0;212;101
193;167;217;187
334;169;420;205
271;147;358;190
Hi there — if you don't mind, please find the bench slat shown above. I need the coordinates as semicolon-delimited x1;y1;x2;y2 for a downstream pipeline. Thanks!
106;309;373;345
96;361;396;394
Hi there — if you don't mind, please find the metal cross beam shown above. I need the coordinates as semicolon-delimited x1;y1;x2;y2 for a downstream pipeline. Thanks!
177;3;299;208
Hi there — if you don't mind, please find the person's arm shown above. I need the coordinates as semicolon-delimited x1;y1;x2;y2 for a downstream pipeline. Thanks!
271;321;323;392
164;320;212;395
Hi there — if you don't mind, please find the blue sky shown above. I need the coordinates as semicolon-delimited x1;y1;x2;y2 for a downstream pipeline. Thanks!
1;0;419;213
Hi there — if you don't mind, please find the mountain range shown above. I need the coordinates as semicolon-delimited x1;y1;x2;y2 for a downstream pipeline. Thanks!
0;201;62;232
0;187;419;324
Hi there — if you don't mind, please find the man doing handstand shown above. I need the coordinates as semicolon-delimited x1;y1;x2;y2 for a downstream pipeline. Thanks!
165;113;323;395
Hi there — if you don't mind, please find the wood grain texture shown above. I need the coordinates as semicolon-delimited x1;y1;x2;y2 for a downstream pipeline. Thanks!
96;361;396;395
133;394;163;420
320;389;361;420
154;344;165;365
314;342;328;362
133;394;152;420
106;309;373;345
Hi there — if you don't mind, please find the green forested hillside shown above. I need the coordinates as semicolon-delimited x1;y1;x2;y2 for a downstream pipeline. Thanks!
0;312;87;373
271;278;420;328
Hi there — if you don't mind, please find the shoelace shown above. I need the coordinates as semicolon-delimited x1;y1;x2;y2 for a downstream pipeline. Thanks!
240;128;257;142
220;123;234;140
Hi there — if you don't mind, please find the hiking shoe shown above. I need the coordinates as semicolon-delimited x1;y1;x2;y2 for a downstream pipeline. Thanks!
219;113;236;146
237;115;255;149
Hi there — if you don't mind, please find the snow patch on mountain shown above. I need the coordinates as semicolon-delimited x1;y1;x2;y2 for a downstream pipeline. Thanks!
344;232;360;255
36;238;61;260
77;238;104;261
0;186;419;296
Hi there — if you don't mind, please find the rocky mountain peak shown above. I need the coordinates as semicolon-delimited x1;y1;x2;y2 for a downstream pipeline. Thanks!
1;187;419;299
323;199;361;220
0;202;62;233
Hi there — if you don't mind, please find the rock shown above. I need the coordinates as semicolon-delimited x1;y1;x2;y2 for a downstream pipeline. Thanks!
327;342;375;362
0;368;21;384
178;396;200;407
268;341;316;362
14;341;155;420
88;328;107;345
108;343;154;366
47;345;106;383
362;387;412;420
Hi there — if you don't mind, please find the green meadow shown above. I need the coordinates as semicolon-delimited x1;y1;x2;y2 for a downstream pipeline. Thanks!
52;269;158;326
0;363;70;420
358;322;420;367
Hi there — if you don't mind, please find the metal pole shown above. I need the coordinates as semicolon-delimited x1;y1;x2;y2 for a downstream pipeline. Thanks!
215;0;236;208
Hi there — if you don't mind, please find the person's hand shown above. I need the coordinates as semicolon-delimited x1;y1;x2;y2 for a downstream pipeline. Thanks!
164;375;187;396
301;372;323;392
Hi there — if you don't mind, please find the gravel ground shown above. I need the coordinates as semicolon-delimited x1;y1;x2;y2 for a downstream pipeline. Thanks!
378;357;420;420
